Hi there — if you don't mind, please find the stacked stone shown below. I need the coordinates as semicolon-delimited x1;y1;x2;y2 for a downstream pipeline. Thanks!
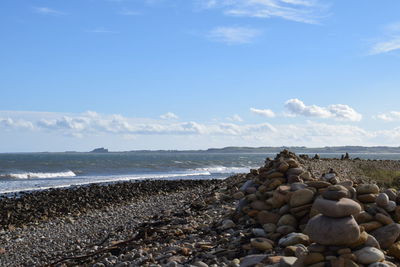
229;150;400;266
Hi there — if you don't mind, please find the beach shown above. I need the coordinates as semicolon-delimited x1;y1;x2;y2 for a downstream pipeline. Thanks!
2;152;400;266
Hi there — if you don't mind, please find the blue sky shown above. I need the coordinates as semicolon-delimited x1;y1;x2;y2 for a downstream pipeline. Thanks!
1;0;400;152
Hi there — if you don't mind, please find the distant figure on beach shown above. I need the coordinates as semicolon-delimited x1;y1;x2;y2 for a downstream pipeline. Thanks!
341;152;350;160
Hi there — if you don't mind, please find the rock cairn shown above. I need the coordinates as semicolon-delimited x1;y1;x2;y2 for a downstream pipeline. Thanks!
230;150;400;266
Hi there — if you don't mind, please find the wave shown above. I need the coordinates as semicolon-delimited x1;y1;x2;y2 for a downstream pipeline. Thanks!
194;166;253;174
0;170;76;179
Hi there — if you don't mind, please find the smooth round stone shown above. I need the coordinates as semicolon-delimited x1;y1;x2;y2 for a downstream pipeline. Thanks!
368;263;392;267
221;219;236;229
376;193;389;208
354;247;384;265
384;201;396;212
303;252;324;265
233;191;245;200
313;197;361;218
305;215;360;246
383;188;398;201
279;256;297;267
290;189;314;207
277;225;296;235
357;184;380;195
322;185;349;200
355;211;374;224
263;223;277;233
257;210;280;224
251;200;270;210
252;228;267;237
305;181;331;189
371;223;400;249
250;237;273;251
375;213;394;225
287;168;304;176
290;183;307;191
365;234;381;249
277;214;297;227
278;232;310;247
358;193;378;203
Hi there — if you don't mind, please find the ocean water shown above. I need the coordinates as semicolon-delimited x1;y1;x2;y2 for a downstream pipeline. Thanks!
1;152;400;193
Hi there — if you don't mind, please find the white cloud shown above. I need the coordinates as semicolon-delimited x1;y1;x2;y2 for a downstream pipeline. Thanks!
160;112;179;120
375;111;400;122
0;118;34;130
370;22;400;55
33;7;64;15
250;108;276;118
202;0;326;24
227;114;243;122
284;99;362;121
208;26;262;44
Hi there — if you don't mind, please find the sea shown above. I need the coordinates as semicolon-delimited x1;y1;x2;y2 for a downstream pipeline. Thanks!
1;152;400;194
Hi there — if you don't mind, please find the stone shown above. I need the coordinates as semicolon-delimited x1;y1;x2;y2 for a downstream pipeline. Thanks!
371;223;400;249
365;234;381;249
353;247;384;265
299;171;312;181
233;191;245;200
240;180;255;192
361;222;383;234
357;193;378;203
278;233;310;247
375;213;394;225
305;215;360;246
221;219;236;229
257;211;280;224
287;175;302;184
349;230;369;248
291;183;307;191
251;200;270;211
306;181;331;189
263;223;277;233
279;256;297;267
355;211;374;224
277;225;296;235
387;241;400;260
250;238;273;251
290;189;314;207
368;263;392;267
193;261;209;267
376;193;389;207
313;197;361;218
290;204;313;218
287;168;304;176
322;186;349;200
239;254;268;267
383;188;397;201
384;201;396;212
252;228;267;237
303;253;324;265
357;184;380;195
308;244;326;253
277;214;297;227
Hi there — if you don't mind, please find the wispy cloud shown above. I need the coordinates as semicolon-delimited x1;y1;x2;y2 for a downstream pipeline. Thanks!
370;22;400;55
285;98;362;121
118;8;140;16
227;114;243;122
88;28;118;34
208;26;262;44
250;108;276;118
160;112;179;120
375;111;400;122
33;7;64;15
201;0;327;24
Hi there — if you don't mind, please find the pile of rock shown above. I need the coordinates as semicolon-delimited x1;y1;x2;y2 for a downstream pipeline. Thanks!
229;150;400;266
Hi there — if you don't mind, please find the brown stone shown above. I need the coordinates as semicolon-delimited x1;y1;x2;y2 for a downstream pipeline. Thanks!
371;223;400;249
359;221;382;232
306;180;331;189
375;213;394;225
357;193;378;203
313;197;361;218
290;189;314;207
356;184;380;194
251;200;270;211
257;210;280;224
349;230;368;248
303;253;324;265
355;211;374;224
388;241;400;260
305;215;360;246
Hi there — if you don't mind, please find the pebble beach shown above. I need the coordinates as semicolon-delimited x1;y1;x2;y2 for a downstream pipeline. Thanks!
2;151;400;266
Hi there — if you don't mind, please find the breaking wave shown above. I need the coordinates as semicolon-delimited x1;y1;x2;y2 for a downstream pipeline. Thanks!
0;171;76;179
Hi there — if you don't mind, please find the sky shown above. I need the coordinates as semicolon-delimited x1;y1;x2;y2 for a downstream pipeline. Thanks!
1;0;400;152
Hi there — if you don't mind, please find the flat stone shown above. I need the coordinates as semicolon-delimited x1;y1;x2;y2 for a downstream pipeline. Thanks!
287;168;304;176
383;188;397;201
290;189;314;207
388;241;400;260
239;254;268;267
278;232;310;247
354;247;384;265
303;253;324;265
371;223;400;249
375;213;394;225
251;200;270;211
376;193;389;207
355;211;374;224
313;197;361;217
306;181;331;189
277;225;296;235
305;215;360;246
252;228;267;237
357;193;378;203
279;256;297;267
263;223;277;233
250;238;274;251
359;221;383;232
322;188;349;200
357;184;380;194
